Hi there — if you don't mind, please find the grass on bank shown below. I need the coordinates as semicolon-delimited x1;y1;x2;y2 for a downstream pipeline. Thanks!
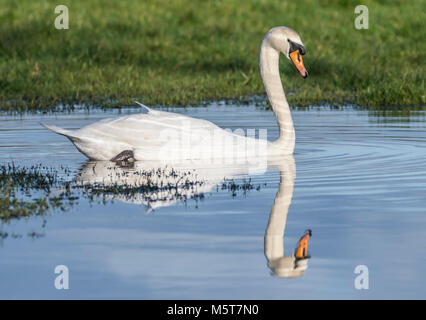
0;0;425;111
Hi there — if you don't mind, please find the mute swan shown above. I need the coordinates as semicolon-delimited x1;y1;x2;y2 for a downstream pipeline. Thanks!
43;26;307;162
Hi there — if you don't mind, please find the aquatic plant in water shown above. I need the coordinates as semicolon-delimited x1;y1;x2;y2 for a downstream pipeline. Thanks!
0;164;76;221
0;163;265;222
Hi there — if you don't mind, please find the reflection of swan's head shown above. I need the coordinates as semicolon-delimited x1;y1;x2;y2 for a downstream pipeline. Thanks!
262;26;308;78
268;256;309;278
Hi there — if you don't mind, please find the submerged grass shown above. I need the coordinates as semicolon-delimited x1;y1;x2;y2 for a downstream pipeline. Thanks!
0;0;424;111
0;163;264;221
0;164;72;221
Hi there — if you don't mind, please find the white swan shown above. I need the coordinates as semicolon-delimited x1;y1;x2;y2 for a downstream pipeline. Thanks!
43;26;307;162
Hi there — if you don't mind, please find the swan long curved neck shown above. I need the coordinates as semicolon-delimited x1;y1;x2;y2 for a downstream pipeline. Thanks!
260;39;295;154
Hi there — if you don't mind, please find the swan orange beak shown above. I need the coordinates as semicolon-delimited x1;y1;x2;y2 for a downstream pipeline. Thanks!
290;50;308;78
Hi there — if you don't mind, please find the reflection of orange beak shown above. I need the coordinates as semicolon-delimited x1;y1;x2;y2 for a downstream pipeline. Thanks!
290;50;308;78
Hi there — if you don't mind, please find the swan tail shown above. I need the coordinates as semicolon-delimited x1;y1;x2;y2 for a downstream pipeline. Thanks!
135;101;152;113
41;123;81;142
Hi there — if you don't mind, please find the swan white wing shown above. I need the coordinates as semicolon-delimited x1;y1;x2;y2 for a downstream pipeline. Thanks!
70;110;234;160
77;110;222;142
46;108;263;161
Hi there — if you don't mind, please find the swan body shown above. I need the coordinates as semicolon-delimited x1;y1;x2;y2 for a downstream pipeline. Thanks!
44;103;263;162
44;27;307;162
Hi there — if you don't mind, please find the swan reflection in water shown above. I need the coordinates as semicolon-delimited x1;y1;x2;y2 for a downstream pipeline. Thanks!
74;155;311;277
74;159;268;212
264;157;311;278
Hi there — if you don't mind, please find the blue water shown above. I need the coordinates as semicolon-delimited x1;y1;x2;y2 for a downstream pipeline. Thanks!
0;104;425;299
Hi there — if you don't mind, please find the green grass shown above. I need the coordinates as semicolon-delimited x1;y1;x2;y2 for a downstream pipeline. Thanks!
0;0;424;111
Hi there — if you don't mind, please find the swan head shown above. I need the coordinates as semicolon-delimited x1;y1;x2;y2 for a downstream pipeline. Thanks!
264;26;308;78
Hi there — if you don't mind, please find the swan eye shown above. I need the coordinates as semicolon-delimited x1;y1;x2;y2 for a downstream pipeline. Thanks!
288;40;306;56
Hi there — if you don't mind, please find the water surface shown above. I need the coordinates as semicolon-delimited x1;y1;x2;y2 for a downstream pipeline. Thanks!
0;104;425;299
